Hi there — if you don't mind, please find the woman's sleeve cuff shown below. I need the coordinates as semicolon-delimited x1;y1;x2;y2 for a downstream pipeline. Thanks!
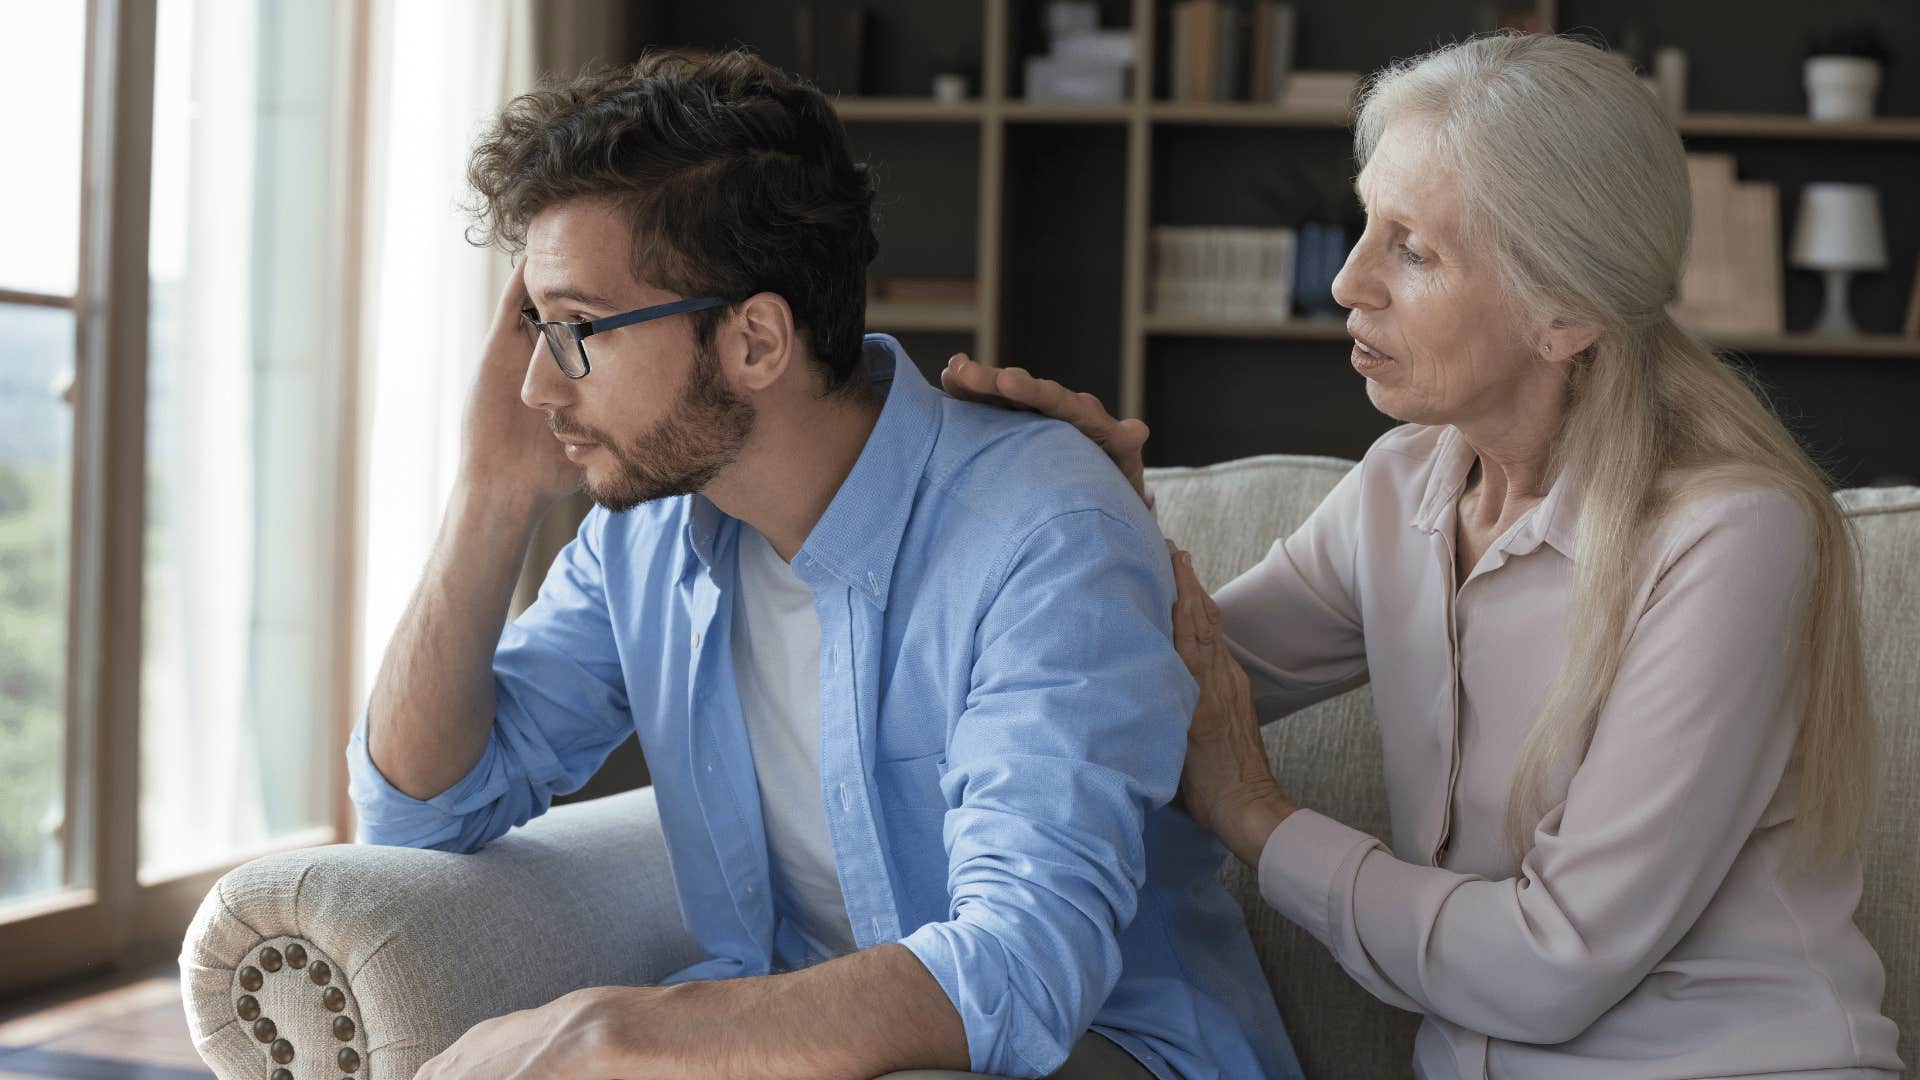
1257;807;1381;948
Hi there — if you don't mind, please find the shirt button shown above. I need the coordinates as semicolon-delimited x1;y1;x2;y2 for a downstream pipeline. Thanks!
867;570;881;596
839;783;853;813
870;916;882;939
690;629;701;648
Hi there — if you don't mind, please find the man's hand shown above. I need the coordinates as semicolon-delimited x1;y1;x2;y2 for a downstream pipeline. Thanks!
415;984;691;1080
415;943;966;1080
940;353;1155;510
459;258;579;511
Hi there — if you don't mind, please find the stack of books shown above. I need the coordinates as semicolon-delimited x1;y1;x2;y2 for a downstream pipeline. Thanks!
1169;2;1352;109
1169;0;1244;102
1670;154;1784;337
1150;226;1297;320
1248;2;1296;103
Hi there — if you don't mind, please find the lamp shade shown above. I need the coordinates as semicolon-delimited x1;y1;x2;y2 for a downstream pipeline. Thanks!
1790;182;1888;271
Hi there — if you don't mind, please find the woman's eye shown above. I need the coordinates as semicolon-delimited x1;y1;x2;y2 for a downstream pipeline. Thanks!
1398;243;1427;267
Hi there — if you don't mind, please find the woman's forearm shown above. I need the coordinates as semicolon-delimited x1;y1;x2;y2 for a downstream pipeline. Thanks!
1216;785;1297;870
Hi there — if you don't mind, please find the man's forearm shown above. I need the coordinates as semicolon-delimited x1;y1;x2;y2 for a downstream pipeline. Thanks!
633;943;970;1079
365;477;547;800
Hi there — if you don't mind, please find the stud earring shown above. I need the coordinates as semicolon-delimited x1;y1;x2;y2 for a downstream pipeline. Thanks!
1542;342;1554;354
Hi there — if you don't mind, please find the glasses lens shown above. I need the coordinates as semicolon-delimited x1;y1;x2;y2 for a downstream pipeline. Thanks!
541;323;586;377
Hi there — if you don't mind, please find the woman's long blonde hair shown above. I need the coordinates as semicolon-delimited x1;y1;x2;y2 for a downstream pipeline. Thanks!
1354;33;1873;865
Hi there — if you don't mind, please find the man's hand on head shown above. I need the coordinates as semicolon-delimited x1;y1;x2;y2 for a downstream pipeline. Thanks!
459;258;581;516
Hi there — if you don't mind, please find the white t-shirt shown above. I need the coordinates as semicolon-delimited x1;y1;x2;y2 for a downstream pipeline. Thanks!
730;525;858;962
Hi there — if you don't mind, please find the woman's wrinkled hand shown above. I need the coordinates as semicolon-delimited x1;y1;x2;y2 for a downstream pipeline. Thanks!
941;353;1154;510
1167;542;1292;859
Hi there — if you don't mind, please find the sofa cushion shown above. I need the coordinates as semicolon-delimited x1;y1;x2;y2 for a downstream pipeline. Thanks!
1145;456;1919;1077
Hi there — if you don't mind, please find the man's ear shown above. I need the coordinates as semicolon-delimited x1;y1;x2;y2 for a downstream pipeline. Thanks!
720;292;796;394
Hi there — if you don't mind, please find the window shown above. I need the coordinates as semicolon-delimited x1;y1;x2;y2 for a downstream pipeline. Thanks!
0;0;360;993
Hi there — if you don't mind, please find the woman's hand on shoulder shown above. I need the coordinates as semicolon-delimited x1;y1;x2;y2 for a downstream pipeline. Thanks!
941;353;1155;510
1167;541;1294;864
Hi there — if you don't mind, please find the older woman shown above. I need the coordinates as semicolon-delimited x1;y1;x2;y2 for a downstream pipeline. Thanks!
943;33;1901;1080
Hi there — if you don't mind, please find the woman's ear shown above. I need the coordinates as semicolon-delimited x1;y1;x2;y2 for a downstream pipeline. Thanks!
726;292;797;393
1539;320;1601;364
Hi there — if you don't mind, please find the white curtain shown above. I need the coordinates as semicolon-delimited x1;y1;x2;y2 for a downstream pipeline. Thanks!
353;0;535;709
142;0;264;871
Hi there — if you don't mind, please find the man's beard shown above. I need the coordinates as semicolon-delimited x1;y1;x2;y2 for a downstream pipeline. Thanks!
552;341;755;513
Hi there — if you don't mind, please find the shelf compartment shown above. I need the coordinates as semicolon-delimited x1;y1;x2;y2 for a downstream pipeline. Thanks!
1676;113;1920;142
867;300;981;332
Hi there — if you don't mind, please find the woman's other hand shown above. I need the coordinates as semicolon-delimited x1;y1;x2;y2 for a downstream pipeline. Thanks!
941;353;1155;510
1168;542;1295;866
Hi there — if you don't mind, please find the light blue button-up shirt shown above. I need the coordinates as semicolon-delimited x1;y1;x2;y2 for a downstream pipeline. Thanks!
347;335;1302;1080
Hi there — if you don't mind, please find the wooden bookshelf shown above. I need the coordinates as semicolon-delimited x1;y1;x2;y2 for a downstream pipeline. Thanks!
833;97;983;122
866;300;981;333
1143;316;1920;360
1677;113;1920;142
1709;333;1920;359
651;0;1920;481
1002;101;1133;123
1148;102;1351;127
1143;315;1350;339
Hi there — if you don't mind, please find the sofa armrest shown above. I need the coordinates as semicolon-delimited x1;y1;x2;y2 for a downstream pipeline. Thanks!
180;785;702;1080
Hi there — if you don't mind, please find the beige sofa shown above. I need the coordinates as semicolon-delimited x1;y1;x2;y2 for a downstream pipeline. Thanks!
181;455;1918;1078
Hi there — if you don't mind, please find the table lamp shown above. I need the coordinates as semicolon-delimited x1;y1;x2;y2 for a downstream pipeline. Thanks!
1790;182;1887;337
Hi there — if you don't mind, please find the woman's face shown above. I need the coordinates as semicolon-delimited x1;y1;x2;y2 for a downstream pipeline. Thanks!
1332;120;1559;431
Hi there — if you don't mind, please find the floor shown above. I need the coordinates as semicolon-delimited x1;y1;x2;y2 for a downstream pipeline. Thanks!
0;963;214;1080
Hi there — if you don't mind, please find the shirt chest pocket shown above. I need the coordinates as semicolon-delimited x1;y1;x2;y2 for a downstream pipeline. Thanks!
875;751;953;813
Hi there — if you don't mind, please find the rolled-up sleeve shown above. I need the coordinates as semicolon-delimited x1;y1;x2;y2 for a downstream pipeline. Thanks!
347;508;634;854
899;508;1195;1077
1256;489;1814;1042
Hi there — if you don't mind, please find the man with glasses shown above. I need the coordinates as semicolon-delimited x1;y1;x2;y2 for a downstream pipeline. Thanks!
347;48;1300;1080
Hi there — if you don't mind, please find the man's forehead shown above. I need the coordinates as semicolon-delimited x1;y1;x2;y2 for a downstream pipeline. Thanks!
523;200;644;306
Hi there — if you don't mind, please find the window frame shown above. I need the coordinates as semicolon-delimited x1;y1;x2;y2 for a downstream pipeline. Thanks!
0;0;370;998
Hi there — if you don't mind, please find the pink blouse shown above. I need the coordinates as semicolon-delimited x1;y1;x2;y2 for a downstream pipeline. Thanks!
1223;424;1902;1079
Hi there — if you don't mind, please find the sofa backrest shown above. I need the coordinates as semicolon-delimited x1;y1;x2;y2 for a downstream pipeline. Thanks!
1145;455;1919;1078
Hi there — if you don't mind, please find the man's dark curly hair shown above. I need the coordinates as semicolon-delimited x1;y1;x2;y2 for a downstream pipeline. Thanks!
466;49;879;391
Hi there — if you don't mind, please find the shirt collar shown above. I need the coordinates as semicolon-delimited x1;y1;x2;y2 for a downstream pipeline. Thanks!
793;333;940;609
1410;424;1581;559
677;334;938;606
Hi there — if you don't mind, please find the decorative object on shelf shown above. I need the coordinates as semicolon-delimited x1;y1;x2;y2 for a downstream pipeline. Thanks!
1249;3;1296;104
1150;226;1296;321
1170;0;1245;102
1653;47;1687;120
1672;155;1784;337
1025;0;1134;103
1292;222;1346;319
1790;182;1888;337
932;72;969;105
1803;24;1889;122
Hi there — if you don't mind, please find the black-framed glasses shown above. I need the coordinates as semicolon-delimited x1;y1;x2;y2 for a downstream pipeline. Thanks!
520;296;729;378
